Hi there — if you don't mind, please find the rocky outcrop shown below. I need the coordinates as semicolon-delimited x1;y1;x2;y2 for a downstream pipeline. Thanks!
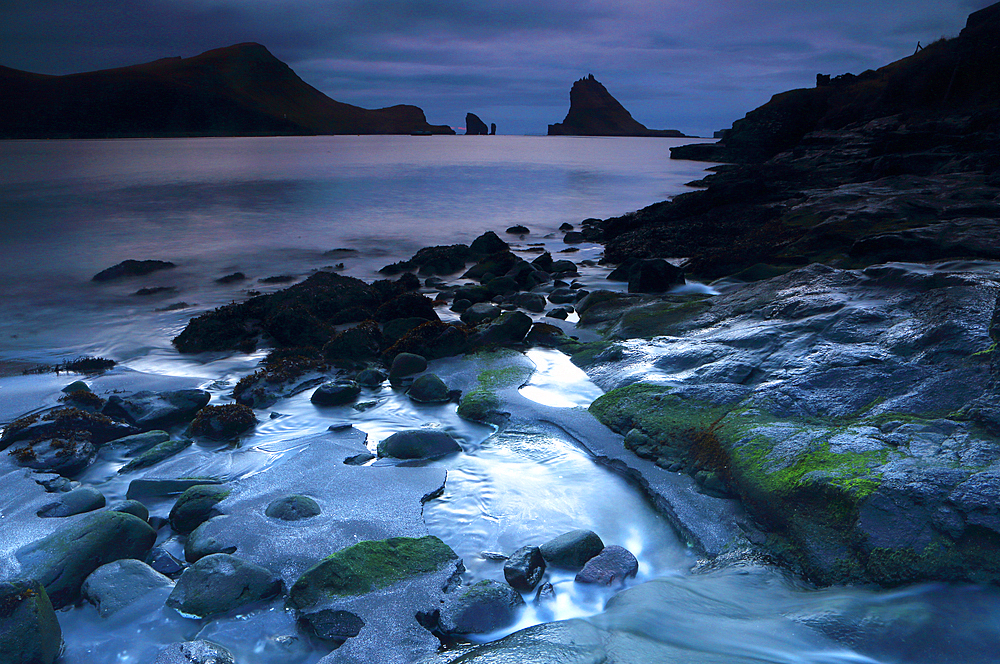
0;43;455;139
548;74;685;137
465;113;489;135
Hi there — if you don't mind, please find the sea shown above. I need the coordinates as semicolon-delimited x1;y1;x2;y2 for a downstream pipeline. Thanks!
2;135;1000;663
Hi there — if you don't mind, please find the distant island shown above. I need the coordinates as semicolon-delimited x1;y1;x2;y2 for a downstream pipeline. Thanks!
0;43;455;139
548;74;686;137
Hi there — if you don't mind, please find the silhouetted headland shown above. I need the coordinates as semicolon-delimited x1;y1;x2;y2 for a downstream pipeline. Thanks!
548;74;686;137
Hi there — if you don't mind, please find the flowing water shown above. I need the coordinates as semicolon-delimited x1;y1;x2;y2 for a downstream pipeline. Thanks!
2;136;1000;663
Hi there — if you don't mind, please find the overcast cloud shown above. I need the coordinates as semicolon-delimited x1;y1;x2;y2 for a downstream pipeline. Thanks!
1;0;994;135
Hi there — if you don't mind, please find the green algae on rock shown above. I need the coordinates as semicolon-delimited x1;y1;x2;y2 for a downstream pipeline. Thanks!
288;536;459;610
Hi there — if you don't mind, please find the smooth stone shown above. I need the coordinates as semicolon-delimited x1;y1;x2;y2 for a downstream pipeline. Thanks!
355;369;387;388
169;484;230;535
0;579;61;664
574;545;639;585
472;311;532;347
503;545;546;592
470;231;509;255
547;287;581;304
118;437;192;473
377;429;462;460
438;580;525;635
265;495;321;521
166;553;281;618
298;608;366;643
102;389;211;430
461;302;501;326
184;518;237;562
154;640;235;664
11;436;97;476
534;581;556;604
16;511;157;608
406;374;451;403
146;547;186;576
539;530;605;570
61;380;90;393
125;478;223;502
311;381;361;406
82;559;173;617
189;404;256;440
389;353;428;380
112;430;170;453
513;292;547;313
36;486;105;518
627;258;685;293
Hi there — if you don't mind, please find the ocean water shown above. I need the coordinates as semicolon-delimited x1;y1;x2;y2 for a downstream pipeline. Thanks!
0;135;713;366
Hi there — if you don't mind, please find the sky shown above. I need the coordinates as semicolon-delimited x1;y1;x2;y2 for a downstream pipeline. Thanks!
0;0;995;136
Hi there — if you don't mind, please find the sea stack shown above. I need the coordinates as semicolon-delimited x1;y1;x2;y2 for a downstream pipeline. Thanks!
466;113;489;135
547;74;685;137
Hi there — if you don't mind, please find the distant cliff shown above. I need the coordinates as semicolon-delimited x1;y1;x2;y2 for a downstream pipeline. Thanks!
465;113;489;135
0;43;455;139
548;74;685;137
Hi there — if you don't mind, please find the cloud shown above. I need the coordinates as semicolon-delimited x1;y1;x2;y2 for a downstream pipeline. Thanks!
0;0;984;135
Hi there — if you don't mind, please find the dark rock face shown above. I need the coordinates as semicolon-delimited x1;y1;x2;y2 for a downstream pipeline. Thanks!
189;404;256;440
539;530;605;569
36;486;105;518
469;231;509;256
102;389;211;430
466;113;489;135
265;495;322;521
92;259;176;281
389;352;428;380
377;429;462;460
298;608;365;643
471;311;532;348
407;374;451;403
548;75;685;137
0;579;62;664
16;511;157;608
461;302;502;326
166;553;281;618
627;259;685;293
169;485;230;534
438;580;525;635
154;641;235;664
574;545;639;585
0;43;454;139
503;546;546;592
311;381;361;406
82;559;173;617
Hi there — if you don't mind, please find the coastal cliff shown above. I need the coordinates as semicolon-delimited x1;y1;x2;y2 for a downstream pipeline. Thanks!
548;74;685;137
0;43;455;139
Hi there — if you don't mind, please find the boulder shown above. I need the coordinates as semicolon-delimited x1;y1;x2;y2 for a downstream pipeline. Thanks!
503;545;546;592
470;231;509;255
169;485;230;535
16;511;157;608
184;519;237;563
454;284;492;304
311;381;361;406
407;374;451;403
166;554;281;618
112;430;170;453
0;580;62;664
109;500;150;522
146;548;186;577
382;317;427;346
355;368;387;388
102;389;211;430
118;438;192;473
189;404;255;440
265;495;322;521
298;608;366;643
472;311;532;347
547;287;581;304
513;292;547;313
322;322;382;361
506;225;529;234
154;641;235;664
375;292;440;323
627;258;685;293
377;430;462;460
389;353;428;381
10;435;97;476
36;486;105;518
439;580;525;635
549;260;578;275
92;259;175;282
2;407;138;449
574;545;639;585
461;302;501;325
81;559;173;617
539;530;604;570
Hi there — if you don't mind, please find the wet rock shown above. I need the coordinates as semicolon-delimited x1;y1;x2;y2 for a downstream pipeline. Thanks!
355;368;387;388
461;302;501;325
82;559;173;617
184;518;237;562
10;435;97;476
167;553;281;618
549;260;579;275
539;530;604;570
61;380;90;393
344;451;376;465
266;495;321;521
559;223;574;231
216;272;247;284
36;486;105;518
375;292;440;323
407;374;451;403
487;276;519;296
154;640;235;664
382;317;428;346
574;545;638;585
2;407;138;449
92;259;175;282
563;231;585;243
534;581;556;604
169;485;230;534
146;547;186;577
112;430;170;453
110;499;150;522
389;352;428;381
189;404;255;440
377;430;461;460
464;251;521;282
531;252;554;272
384;321;469;361
16;511;157;608
103;389;211;430
450;298;472;312
118;437;192;473
311;381;361;406
470;231;509;256
323;321;382;362
471;311;532;347
298;608;365;643
546;307;570;320
526;322;575;348
513;292;547;313
0;579;61;664
627;258;684;293
503;545;546;592
547;287;581;304
288;536;459;610
506;225;529;234
439;580;525;635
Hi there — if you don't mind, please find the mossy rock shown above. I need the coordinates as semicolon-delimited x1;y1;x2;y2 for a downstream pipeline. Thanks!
0;579;61;664
457;390;502;423
169;485;231;535
288;536;459;610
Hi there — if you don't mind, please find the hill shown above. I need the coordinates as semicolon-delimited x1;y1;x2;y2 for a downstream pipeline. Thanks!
0;43;455;139
548;75;685;137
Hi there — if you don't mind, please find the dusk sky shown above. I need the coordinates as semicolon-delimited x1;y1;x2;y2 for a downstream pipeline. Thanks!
1;0;994;136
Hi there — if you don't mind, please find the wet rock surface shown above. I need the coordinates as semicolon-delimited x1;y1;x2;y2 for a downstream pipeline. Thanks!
0;579;62;664
166;553;282;618
82;559;174;617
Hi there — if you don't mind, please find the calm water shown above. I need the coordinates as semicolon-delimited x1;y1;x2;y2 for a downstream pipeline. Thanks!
0;135;713;365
